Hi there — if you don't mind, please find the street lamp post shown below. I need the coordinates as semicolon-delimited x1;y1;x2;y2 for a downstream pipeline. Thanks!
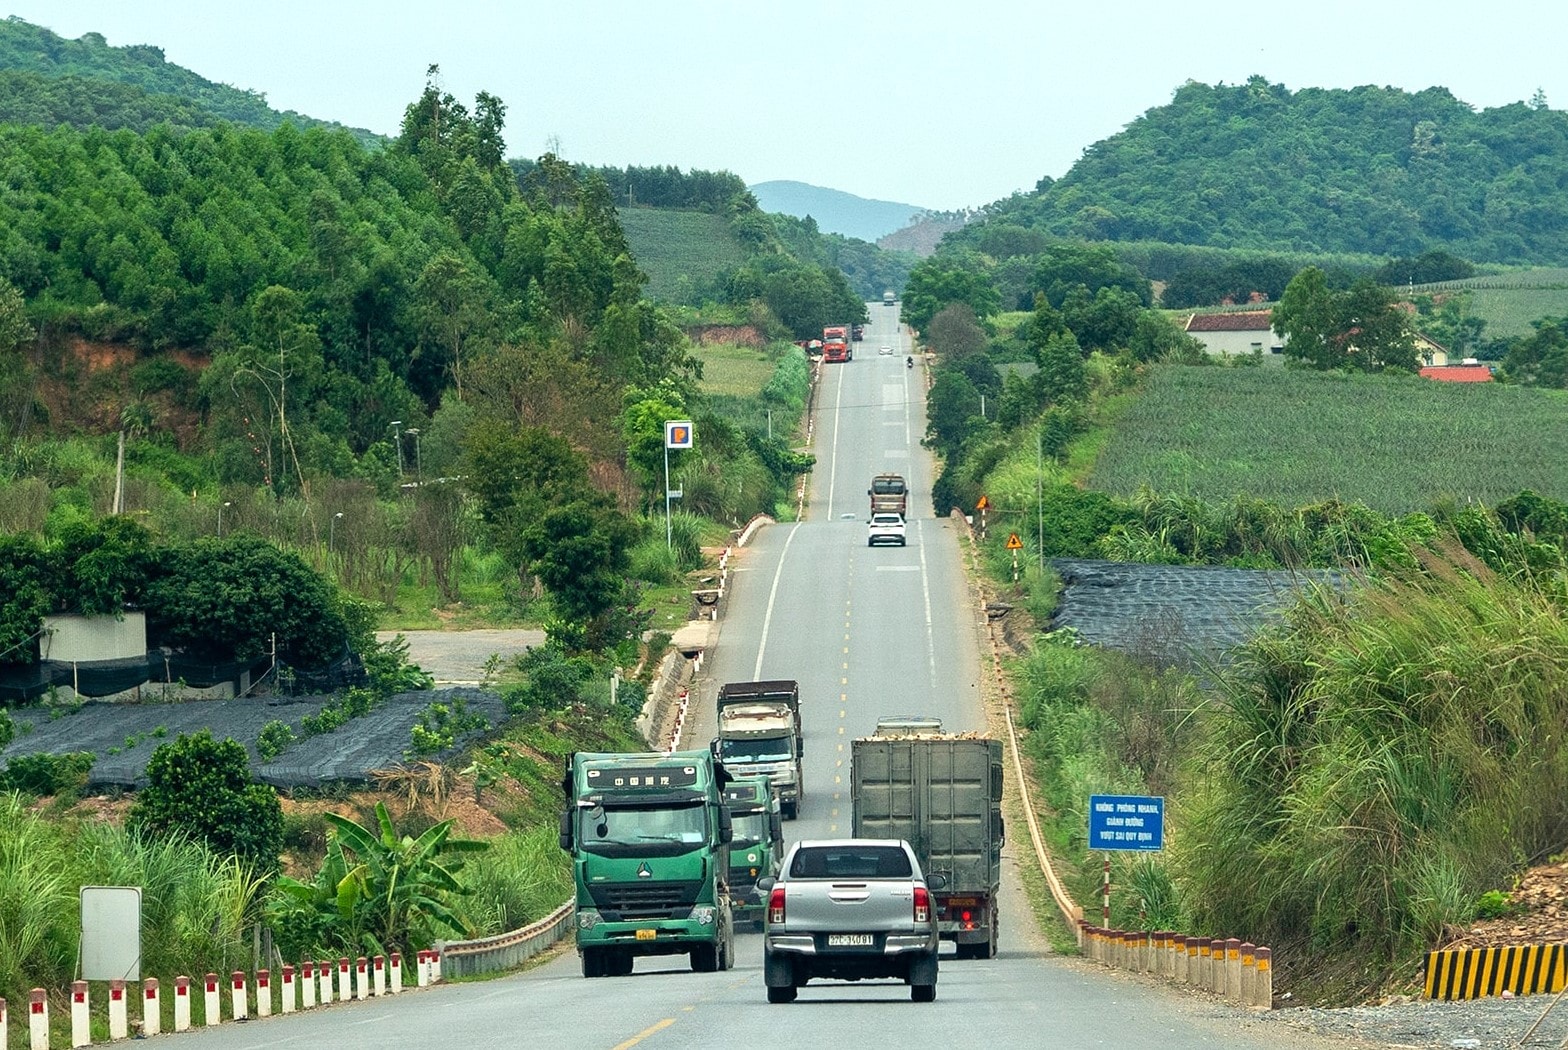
218;500;231;538
330;511;343;554
390;420;404;477
405;427;422;480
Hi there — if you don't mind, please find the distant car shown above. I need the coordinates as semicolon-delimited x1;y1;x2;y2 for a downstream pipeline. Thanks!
878;345;893;356
868;513;906;547
760;839;943;1003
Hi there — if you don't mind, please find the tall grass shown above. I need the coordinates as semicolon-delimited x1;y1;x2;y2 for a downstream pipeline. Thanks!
457;826;573;936
0;795;257;1013
1179;551;1568;968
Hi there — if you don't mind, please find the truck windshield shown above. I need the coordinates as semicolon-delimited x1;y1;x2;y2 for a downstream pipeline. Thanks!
730;810;770;847
719;736;794;764
577;800;708;858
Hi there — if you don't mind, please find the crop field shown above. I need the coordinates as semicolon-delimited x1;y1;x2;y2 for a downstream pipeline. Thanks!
1088;365;1568;513
692;342;776;398
1413;268;1568;340
618;208;749;302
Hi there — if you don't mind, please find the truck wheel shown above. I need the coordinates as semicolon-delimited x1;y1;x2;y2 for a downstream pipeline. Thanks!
690;943;719;972
767;985;797;1004
581;948;604;978
782;800;798;820
912;983;936;1002
988;909;999;958
612;950;634;976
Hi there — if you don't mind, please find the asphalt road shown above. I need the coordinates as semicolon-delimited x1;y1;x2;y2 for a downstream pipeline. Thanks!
157;305;1379;1049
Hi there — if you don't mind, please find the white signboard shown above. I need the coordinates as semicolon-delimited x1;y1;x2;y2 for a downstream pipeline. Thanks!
81;886;142;981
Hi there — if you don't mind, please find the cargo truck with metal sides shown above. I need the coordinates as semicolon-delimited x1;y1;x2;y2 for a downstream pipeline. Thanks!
884;289;897;305
851;724;1004;959
723;776;785;928
559;749;736;977
713;680;804;819
869;473;908;518
822;324;851;363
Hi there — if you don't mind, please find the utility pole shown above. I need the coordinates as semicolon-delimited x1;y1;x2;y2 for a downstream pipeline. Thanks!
390;420;404;477
1037;427;1045;572
664;420;693;549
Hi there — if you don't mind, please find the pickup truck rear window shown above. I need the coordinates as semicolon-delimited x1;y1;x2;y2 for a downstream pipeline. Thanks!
790;846;912;879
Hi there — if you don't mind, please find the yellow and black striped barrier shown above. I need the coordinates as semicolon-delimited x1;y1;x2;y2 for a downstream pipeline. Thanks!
1425;944;1568;1000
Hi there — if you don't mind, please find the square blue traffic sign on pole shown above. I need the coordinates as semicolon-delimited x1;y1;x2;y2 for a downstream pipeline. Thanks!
1088;794;1165;852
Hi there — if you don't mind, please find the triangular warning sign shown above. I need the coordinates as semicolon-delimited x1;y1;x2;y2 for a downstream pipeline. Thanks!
1006;533;1023;550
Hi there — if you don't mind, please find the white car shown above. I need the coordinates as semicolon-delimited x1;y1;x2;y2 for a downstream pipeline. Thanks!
867;512;906;547
878;345;893;356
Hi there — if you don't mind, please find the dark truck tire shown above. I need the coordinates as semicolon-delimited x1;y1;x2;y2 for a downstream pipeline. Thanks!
782;799;798;820
767;985;797;1003
912;983;936;1002
581;948;605;978
691;943;719;972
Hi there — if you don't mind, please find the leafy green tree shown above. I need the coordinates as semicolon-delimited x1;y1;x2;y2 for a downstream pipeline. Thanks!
924;370;983;458
902;254;1000;332
50;517;157;617
1273;267;1343;369
1128;311;1206;363
143;537;347;665
1035;331;1089;404
128;729;284;871
520;495;637;630
1060;285;1143;353
1030;243;1152;309
414;251;493;402
1502;317;1568;387
620;387;689;509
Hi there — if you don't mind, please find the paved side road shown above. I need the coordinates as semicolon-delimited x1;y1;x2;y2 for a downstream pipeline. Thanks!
376;629;545;685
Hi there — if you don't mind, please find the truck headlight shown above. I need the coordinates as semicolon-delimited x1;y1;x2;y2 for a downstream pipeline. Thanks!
747;852;758;864
578;910;600;930
692;906;715;926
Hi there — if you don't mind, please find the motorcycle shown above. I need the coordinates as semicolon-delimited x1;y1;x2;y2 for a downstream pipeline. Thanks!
906;356;913;369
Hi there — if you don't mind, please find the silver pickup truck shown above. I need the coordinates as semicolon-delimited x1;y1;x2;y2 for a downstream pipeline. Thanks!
758;838;945;1003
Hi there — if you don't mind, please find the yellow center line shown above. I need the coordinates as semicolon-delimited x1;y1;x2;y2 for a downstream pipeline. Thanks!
613;1018;675;1050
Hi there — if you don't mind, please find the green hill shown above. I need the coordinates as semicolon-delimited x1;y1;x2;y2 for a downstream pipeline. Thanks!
0;16;383;145
965;77;1568;265
617;209;750;303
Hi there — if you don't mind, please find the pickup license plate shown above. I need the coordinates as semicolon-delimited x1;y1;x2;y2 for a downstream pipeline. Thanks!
635;929;657;941
827;933;874;947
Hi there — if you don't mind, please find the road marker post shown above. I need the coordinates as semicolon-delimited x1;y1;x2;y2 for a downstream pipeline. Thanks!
142;980;160;1038
108;980;127;1040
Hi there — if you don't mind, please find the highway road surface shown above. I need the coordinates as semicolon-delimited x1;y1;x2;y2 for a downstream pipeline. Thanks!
166;304;1367;1049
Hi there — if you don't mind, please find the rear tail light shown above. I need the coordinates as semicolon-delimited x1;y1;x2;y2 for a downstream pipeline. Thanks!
913;885;930;924
768;886;786;924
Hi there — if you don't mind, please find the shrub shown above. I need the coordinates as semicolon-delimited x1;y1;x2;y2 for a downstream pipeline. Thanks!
128;730;283;872
0;751;94;797
255;720;296;761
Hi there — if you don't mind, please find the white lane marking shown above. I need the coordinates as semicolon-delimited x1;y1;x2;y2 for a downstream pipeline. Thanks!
918;520;936;688
752;522;802;679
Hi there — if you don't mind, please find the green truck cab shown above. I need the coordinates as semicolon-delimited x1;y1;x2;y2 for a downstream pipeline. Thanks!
559;749;737;977
723;776;785;928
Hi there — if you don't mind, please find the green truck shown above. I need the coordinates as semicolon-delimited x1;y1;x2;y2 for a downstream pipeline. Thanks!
851;722;1005;959
723;776;785;928
559;749;737;977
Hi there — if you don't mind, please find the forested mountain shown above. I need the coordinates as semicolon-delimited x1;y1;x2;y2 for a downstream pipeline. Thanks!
962;77;1568;265
750;180;927;242
0;17;382;145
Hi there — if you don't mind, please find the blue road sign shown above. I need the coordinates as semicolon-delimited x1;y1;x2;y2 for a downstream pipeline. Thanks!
1088;794;1165;852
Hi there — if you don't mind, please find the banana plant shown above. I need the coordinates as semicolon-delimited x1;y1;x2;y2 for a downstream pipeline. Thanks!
271;802;488;955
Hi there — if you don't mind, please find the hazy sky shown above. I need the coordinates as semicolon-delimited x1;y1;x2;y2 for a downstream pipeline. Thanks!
8;1;1568;211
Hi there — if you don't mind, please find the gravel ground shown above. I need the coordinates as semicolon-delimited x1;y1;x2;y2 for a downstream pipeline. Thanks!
1264;996;1568;1048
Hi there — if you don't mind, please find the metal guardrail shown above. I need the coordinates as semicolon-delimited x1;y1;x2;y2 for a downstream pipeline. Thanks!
436;899;574;978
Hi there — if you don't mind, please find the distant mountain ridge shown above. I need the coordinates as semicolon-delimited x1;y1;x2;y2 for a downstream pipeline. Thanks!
750;180;928;243
0;16;385;145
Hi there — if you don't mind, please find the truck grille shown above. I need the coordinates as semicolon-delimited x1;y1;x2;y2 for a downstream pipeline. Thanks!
588;880;702;921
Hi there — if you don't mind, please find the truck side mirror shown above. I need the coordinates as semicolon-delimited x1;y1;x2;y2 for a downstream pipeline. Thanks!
718;805;734;844
558;808;574;851
994;812;1005;848
770;812;783;841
